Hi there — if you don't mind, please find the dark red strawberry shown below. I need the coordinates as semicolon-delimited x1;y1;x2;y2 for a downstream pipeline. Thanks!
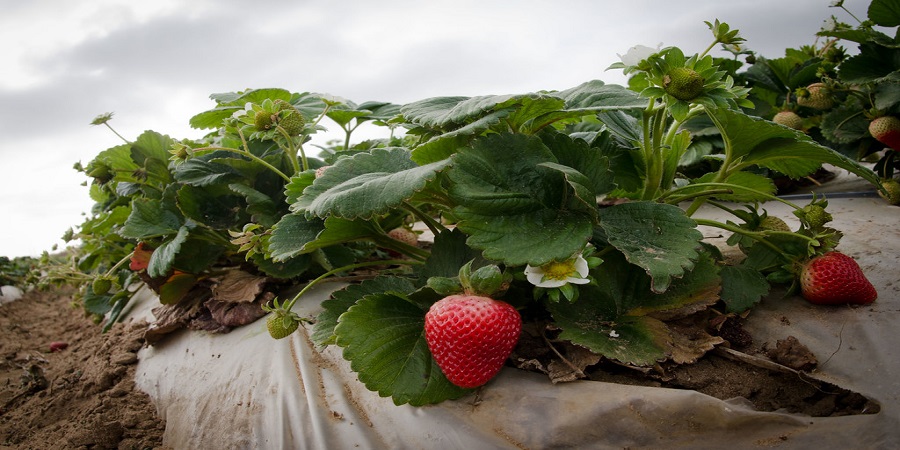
424;294;521;388
800;252;877;305
869;116;900;151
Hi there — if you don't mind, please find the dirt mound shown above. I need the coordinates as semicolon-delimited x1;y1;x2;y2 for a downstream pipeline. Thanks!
0;288;167;449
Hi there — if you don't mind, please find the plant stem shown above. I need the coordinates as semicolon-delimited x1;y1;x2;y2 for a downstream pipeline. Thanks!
196;146;290;182
105;123;131;144
103;251;135;278
282;258;423;311
665;182;803;215
403;202;446;236
693;218;787;256
276;126;304;175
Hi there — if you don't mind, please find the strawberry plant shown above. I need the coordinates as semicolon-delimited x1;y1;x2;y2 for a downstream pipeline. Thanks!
741;0;900;198
41;14;886;406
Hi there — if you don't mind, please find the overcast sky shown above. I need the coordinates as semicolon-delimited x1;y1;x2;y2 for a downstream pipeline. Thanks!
0;0;868;258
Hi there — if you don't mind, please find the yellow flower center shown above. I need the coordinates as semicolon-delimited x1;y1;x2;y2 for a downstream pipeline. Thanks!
541;260;577;281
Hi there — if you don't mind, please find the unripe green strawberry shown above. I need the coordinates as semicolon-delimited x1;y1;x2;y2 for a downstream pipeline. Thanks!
796;83;834;110
759;215;791;232
663;67;705;101
773;111;803;130
801;204;832;229
878;178;900;205
254;111;274;131
92;277;113;295
278;112;305;136
266;311;299;339
275;100;306;136
800;251;877;305
868;116;900;151
425;294;521;388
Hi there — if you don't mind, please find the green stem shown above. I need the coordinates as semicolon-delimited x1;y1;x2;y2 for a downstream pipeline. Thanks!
664;182;803;215
196;146;290;182
693;218;787;257
403;202;446;236
103;251;135;278
275;126;304;175
105;123;131;144
282;258;423;311
698;38;719;59
661;188;735;204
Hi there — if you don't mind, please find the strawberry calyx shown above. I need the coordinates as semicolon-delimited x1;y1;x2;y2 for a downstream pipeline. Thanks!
262;297;303;339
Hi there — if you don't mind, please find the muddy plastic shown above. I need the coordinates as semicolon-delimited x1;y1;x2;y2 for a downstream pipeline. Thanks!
128;169;900;449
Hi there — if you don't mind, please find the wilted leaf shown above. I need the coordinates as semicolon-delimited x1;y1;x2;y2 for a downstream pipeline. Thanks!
210;269;269;303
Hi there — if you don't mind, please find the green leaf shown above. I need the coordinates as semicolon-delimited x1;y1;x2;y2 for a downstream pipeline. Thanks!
448;133;596;266
120;198;183;239
327;108;373;127
556;80;646;110
268;214;375;261
250;252;309;279
418;228;486;280
312;276;417;346
869;0;900;27
284;171;316;205
131;130;174;167
190;88;293;129
83;291;114;315
719;265;770;313
837;45;900;84
410;110;510;164
548;252;720;365
189;106;242;129
148;226;190;278
176;185;245;230
821;104;872;145
598;202;702;293
334;293;469;405
716;109;881;186
228;183;279;228
294;148;452;219
174;153;243;187
541;131;616;196
400;96;471;128
267;214;325;262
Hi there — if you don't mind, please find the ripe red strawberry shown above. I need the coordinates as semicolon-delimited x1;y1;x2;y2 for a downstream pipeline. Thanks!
772;111;803;130
424;294;521;388
869;116;900;151
800;252;877;305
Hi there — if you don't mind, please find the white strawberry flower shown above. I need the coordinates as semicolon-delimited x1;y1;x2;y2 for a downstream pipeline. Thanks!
617;44;661;67
524;254;591;288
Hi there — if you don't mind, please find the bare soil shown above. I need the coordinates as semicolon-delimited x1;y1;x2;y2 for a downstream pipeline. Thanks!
0;288;167;450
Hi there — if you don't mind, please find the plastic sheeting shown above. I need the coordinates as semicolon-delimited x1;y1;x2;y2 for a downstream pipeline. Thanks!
129;175;900;449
